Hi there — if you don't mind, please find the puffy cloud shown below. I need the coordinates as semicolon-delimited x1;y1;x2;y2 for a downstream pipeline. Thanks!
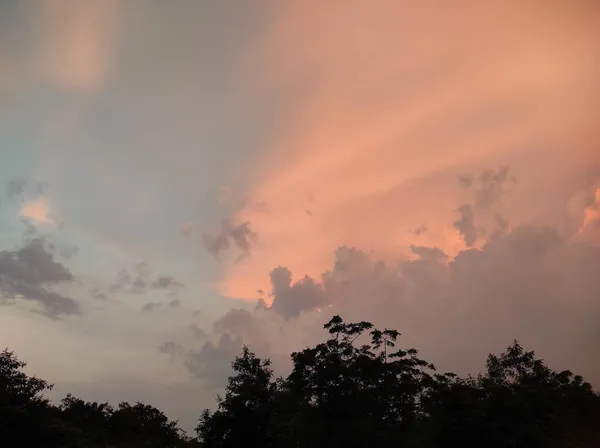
151;275;183;291
104;265;184;299
256;223;600;383
202;219;257;260
269;266;325;320
453;204;478;247
185;332;243;387
20;197;55;225
0;238;79;317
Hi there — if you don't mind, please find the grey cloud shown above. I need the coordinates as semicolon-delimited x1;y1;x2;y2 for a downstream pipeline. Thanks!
90;287;107;301
474;165;513;210
453;166;516;246
495;214;509;231
141;299;180;313
158;341;183;358
409;244;448;262
58;244;78;259
269;266;325;320
109;268;131;293
131;277;146;293
457;174;474;188
410;224;428;236
188;323;207;340
182;307;277;386
135;262;150;278
7;179;27;198
212;308;258;336
0;238;79;317
107;265;183;298
454;204;478;247
151;275;183;290
203;219;256;260
259;224;600;385
6;179;48;200
458;166;514;210
185;332;243;387
141;302;161;312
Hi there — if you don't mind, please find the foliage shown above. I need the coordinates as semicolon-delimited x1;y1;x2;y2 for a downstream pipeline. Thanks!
197;316;600;448
0;348;199;447
2;315;599;447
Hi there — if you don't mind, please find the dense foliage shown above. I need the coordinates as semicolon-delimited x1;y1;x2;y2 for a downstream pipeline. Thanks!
2;315;599;447
198;316;600;448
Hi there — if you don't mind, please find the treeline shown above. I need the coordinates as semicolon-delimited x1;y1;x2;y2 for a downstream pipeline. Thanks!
2;316;600;447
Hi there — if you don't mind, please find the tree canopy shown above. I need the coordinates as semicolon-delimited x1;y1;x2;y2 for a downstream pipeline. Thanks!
2;315;599;447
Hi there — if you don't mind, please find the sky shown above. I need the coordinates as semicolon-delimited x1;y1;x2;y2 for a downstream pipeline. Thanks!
1;0;599;433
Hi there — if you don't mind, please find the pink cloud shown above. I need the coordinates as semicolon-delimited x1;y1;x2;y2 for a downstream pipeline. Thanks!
212;0;600;300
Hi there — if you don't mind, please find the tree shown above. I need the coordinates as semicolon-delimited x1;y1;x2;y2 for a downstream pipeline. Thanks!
197;317;600;448
197;347;277;447
0;348;198;447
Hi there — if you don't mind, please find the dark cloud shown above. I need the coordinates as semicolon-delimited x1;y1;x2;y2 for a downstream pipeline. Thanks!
212;308;258;336
454;204;478;246
409;244;448;262
410;224;428;236
131;277;147;293
6;179;27;198
135;262;150;278
257;224;600;384
151;275;183;290
453;167;516;246
188;323;207;341
109;268;131;293
5;179;48;199
203;219;257;260
495;214;509;231
0;238;79;317
158;341;183;360
141;299;181;313
458;166;515;210
141;302;161;312
269;266;325;320
185;333;243;387
58;244;78;259
106;265;183;298
90;287;107;301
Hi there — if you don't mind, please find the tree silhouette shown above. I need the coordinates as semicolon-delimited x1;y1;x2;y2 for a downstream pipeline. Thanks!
2;316;599;447
197;316;600;448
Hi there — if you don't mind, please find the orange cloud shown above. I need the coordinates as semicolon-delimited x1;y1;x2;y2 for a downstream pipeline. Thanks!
35;0;121;91
579;188;600;241
20;197;54;225
216;1;600;299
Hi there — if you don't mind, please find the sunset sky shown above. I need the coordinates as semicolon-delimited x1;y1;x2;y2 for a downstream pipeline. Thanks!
1;0;599;432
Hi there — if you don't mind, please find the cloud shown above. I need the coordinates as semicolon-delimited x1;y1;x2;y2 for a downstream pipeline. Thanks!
185;332;243;387
454;204;478;247
20;197;55;225
105;265;183;298
34;0;122;91
0;238;79;317
188;323;207;341
269;266;325;320
151;275;183;290
210;0;600;300
158;341;183;358
108;268;131;293
579;187;600;241
251;222;600;383
202;219;257;260
141;299;180;313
